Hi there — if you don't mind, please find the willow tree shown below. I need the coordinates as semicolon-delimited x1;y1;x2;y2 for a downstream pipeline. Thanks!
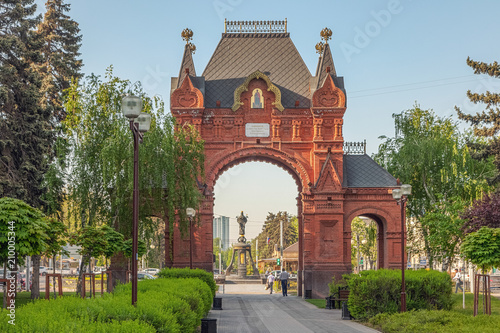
374;105;494;269
63;67;204;275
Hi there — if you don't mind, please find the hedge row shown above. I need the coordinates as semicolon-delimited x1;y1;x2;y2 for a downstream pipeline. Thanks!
347;269;453;320
0;276;212;332
158;267;216;297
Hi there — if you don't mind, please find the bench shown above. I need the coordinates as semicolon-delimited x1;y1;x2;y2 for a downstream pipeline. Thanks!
326;287;350;309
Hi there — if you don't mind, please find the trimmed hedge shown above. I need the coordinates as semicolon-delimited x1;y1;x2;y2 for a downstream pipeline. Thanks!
158;267;216;297
0;277;212;332
348;269;453;320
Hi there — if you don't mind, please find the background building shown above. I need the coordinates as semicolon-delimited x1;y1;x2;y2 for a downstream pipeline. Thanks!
213;216;230;249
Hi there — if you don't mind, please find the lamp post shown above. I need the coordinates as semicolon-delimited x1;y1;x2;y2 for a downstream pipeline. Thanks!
187;207;196;269
392;184;411;312
122;95;151;306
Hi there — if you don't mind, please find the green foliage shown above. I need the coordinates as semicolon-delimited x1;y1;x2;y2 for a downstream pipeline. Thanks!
374;105;494;267
351;217;377;270
0;197;49;266
369;294;500;333
0;278;212;332
122;238;147;258
347;269;453;320
328;274;348;296
461;227;500;273
158;267;216;297
252;212;298;260
0;0;54;210
456;57;500;187
63;68;204;265
100;225;124;259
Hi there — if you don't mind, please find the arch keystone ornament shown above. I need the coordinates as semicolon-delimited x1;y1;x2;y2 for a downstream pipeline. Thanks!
232;70;284;112
168;23;403;299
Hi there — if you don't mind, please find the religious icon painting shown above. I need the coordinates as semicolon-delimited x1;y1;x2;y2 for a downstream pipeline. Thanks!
251;88;264;108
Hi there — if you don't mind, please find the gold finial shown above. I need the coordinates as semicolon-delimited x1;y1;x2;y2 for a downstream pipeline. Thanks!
315;42;324;55
320;27;332;43
181;28;193;44
188;43;196;54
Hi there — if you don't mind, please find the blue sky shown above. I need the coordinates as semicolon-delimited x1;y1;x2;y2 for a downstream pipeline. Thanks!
36;0;500;242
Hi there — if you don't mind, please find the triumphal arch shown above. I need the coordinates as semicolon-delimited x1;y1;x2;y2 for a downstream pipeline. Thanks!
169;20;402;298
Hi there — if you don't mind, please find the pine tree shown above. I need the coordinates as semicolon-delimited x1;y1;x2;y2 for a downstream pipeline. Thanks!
36;0;82;121
456;57;500;186
0;0;53;300
0;0;52;208
35;0;82;218
253;212;298;259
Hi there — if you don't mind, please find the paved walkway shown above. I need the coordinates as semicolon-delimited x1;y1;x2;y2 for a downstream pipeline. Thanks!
207;283;379;333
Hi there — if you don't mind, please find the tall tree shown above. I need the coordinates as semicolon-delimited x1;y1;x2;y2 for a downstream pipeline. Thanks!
36;0;82;121
0;0;54;300
252;212;298;260
460;192;500;233
63;68;204;274
456;57;500;187
36;0;82;220
374;105;494;269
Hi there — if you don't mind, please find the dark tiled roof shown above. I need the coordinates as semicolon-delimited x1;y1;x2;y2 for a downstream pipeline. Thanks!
177;44;196;88
343;154;397;188
202;33;312;108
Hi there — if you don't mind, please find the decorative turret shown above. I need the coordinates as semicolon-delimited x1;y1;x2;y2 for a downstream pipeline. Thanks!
315;27;337;88
176;28;197;88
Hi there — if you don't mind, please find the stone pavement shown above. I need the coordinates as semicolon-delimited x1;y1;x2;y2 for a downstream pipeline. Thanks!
206;283;379;333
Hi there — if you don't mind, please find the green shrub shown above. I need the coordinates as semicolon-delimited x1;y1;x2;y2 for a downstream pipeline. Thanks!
158;267;216;297
328;274;349;296
0;278;212;332
347;269;453;320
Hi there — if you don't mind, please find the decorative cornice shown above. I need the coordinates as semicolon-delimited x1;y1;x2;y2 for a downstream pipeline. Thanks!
232;70;284;112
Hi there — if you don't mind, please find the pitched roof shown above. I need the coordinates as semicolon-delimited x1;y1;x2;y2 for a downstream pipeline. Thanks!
202;33;312;108
177;43;196;88
343;154;398;188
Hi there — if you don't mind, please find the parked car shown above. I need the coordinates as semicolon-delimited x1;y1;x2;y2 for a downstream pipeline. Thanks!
144;268;160;276
28;266;50;276
137;273;156;280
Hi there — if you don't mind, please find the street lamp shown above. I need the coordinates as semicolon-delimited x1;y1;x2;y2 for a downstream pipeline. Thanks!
186;207;196;269
122;95;151;306
392;184;411;312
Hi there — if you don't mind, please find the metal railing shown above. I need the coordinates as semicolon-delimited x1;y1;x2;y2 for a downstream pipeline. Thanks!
343;140;366;155
225;19;287;33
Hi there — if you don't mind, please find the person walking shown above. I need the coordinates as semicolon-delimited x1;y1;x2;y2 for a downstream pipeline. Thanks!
453;269;463;293
267;273;275;294
279;269;289;296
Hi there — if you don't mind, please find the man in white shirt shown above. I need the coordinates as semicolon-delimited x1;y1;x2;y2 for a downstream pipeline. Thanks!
453;269;463;293
267;273;275;294
279;270;289;296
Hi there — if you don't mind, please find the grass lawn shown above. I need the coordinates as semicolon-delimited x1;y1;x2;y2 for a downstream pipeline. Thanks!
305;298;326;308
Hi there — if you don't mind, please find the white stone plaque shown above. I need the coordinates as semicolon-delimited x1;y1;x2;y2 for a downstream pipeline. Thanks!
245;123;270;137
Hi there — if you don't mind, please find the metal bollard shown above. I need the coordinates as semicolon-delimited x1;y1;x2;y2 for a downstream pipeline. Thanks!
341;301;351;320
201;318;217;333
213;297;222;310
304;289;312;299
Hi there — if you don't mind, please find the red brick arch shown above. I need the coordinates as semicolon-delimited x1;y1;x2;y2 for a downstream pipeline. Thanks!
170;71;402;298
